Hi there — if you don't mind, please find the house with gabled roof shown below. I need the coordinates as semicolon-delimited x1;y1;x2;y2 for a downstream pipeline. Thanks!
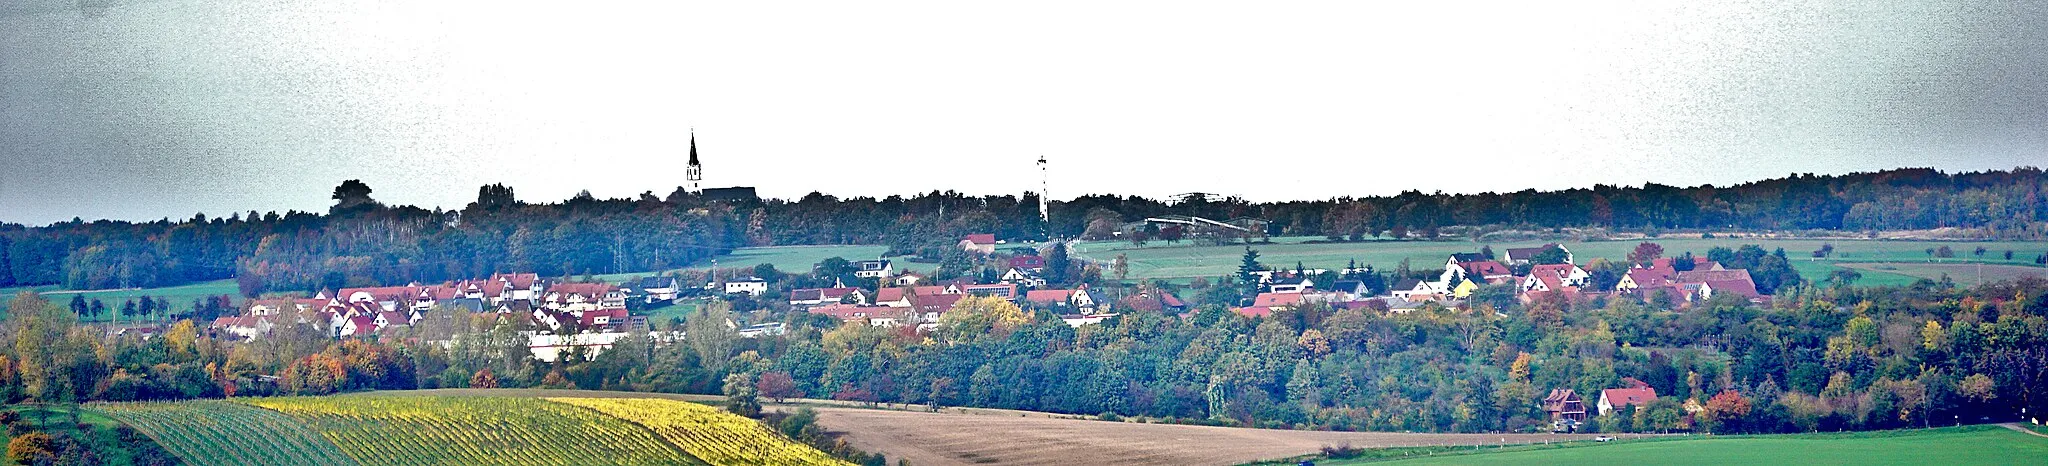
633;276;683;303
1008;255;1046;271
876;286;948;308
809;303;902;327
962;283;1019;300
790;287;868;309
1615;264;1678;293
959;234;998;255
1503;243;1574;265
1544;388;1588;423
1390;278;1444;301
1025;287;1097;311
1000;268;1047;288
910;293;965;321
1598;386;1658;416
1444;260;1515;286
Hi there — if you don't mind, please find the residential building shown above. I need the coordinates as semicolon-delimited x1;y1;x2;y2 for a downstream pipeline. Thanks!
959;234;998;255
1598;387;1659;416
853;260;893;279
723;277;768;296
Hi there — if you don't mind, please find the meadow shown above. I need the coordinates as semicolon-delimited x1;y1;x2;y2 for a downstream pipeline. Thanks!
1072;237;2048;284
591;244;898;283
0;278;241;321
1322;425;2048;466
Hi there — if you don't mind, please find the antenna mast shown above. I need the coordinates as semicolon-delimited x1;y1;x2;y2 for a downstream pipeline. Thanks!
1037;155;1049;221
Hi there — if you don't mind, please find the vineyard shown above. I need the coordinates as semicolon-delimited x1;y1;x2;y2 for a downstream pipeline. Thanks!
550;397;850;466
244;396;707;466
89;400;358;466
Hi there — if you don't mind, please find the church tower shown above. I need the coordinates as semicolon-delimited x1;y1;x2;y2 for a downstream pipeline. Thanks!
687;129;702;192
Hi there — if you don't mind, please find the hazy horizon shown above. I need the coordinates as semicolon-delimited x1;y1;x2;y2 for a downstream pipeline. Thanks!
6;1;2047;224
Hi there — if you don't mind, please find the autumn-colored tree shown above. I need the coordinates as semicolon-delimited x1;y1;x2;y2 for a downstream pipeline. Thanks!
1628;242;1665;264
938;296;1032;338
1701;390;1752;433
540;369;577;389
1958;373;1996;403
757;371;799;402
6;432;55;465
470;368;500;389
1296;329;1331;359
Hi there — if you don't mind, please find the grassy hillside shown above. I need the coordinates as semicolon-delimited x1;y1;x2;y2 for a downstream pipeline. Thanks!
91;400;357;466
0;279;241;321
245;396;702;466
1319;426;2048;466
591;244;896;282
1073;237;2048;283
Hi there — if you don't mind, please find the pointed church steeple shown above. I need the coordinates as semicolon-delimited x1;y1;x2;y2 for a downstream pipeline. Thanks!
687;128;702;191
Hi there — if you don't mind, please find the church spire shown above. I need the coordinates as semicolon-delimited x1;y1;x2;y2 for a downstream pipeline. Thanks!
687;128;702;191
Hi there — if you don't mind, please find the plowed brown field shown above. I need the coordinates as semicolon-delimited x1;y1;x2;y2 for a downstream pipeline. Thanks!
787;406;1620;466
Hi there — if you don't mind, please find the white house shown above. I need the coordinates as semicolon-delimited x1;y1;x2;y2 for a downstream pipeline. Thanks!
853;260;893;279
1000;268;1047;288
1390;279;1443;300
1520;264;1592;292
527;331;634;362
635;276;683;303
1268;277;1315;294
724;277;768;296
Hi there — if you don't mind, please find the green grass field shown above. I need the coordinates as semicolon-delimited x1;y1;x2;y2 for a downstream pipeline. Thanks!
1074;237;2048;284
592;245;900;283
0;278;241;322
1316;426;2047;466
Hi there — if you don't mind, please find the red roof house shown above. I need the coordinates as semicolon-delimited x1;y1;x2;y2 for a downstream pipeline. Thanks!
1598;387;1658;415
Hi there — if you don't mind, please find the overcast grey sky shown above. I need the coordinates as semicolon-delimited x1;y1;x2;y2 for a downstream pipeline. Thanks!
3;1;2045;224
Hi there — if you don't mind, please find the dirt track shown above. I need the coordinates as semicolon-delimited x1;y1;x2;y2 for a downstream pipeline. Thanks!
781;406;1621;466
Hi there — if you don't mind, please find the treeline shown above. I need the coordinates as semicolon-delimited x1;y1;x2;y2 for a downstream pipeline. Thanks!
0;167;2044;295
1055;167;2048;239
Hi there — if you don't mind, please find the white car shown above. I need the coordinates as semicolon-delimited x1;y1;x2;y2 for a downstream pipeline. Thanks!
1595;436;1615;442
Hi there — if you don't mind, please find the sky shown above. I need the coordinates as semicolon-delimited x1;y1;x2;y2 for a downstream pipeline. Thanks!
2;1;2045;225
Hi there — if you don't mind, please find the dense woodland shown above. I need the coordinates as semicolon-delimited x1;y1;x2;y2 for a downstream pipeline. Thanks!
0;167;2045;296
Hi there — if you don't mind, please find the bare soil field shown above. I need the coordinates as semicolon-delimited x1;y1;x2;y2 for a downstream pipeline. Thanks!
779;406;1621;466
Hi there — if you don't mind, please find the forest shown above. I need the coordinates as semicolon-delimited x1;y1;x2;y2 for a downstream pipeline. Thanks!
0;167;2044;297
